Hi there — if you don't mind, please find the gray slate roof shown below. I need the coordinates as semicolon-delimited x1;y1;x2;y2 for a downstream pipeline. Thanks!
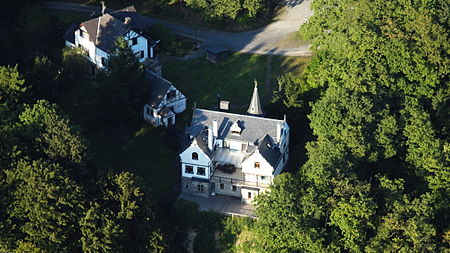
254;134;281;168
206;45;229;54
80;6;144;53
63;23;77;44
188;109;284;144
144;70;172;108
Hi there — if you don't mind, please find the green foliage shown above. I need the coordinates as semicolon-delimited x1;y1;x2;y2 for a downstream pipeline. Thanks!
6;160;84;252
18;100;87;166
26;56;58;100
309;86;401;162
97;36;146;121
401;97;450;193
0;65;27;113
179;0;263;20
145;23;193;57
249;0;449;252
366;193;437;253
61;47;89;77
273;73;304;108
218;217;254;252
16;5;50;55
80;172;166;252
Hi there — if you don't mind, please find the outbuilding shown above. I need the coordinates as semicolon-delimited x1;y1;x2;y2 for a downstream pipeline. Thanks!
205;45;230;63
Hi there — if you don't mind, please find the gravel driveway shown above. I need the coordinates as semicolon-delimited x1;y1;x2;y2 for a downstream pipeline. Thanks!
43;0;313;56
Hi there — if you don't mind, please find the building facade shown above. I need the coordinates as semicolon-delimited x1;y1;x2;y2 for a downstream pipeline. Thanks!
64;6;158;71
143;70;187;127
179;83;289;203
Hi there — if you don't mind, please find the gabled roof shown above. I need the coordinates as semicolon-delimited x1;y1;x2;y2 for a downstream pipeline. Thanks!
144;70;172;108
247;81;264;116
253;134;281;168
180;126;212;158
206;45;229;54
63;23;77;44
188;109;284;144
79;6;144;53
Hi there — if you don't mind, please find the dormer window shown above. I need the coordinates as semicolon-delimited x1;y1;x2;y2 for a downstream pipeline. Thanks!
167;90;176;100
192;152;198;160
230;121;242;135
254;162;260;168
131;37;138;45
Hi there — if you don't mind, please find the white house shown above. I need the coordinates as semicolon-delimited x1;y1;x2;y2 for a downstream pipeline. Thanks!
179;82;289;203
143;70;187;127
64;6;158;73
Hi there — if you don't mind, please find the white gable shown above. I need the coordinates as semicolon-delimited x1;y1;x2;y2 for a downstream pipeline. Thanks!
241;149;274;176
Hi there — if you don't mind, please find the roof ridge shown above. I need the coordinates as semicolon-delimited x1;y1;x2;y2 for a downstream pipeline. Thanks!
195;108;284;123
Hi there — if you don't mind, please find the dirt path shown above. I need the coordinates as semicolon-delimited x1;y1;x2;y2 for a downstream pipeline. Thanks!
42;0;313;56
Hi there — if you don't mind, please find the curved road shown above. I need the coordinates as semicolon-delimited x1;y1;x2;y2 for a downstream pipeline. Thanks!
42;1;313;56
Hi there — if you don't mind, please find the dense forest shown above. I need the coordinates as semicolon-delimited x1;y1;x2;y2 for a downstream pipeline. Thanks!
247;0;450;252
1;0;449;252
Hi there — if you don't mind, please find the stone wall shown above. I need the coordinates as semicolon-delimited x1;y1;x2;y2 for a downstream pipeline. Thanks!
181;176;210;198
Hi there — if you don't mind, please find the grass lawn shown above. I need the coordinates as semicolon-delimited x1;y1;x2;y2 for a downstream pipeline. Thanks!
56;79;181;204
163;53;311;125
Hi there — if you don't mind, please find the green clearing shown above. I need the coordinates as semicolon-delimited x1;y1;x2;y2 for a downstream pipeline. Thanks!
163;53;311;125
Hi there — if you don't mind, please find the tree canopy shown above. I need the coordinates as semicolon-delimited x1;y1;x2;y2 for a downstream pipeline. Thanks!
249;0;450;252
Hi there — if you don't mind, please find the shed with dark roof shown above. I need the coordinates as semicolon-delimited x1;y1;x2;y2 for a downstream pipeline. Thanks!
205;45;230;64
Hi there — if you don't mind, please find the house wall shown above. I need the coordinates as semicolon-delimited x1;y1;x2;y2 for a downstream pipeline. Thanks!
157;85;187;114
143;105;160;126
240;187;260;204
75;27;97;64
180;145;211;179
210;177;242;198
241;151;274;179
127;30;149;63
74;28;150;69
181;177;210;198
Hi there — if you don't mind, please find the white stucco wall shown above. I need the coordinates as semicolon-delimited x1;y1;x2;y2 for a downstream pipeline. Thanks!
74;28;150;68
127;30;149;63
180;144;211;179
241;151;274;178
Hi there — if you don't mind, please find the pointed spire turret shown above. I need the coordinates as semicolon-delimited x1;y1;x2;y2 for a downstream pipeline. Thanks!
247;79;264;116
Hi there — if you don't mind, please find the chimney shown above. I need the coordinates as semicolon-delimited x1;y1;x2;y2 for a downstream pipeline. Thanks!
101;1;106;15
212;120;218;137
208;127;213;150
277;123;282;144
124;17;132;25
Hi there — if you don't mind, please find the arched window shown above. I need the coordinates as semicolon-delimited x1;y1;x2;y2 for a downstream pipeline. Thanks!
192;152;198;160
254;162;260;168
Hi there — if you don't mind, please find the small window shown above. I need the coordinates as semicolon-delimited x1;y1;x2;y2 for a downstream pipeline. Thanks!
261;176;268;180
185;165;193;174
232;185;237;191
131;37;138;45
254;162;260;168
79;29;85;38
145;106;151;115
192;152;198;160
220;183;224;189
167;90;177;100
197;167;206;176
185;184;189;188
248;192;252;199
101;57;107;67
197;184;204;192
